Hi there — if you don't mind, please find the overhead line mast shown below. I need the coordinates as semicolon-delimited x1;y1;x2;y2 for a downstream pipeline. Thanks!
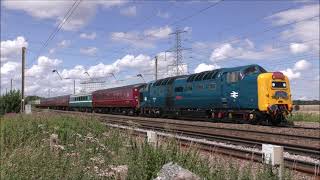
169;28;191;76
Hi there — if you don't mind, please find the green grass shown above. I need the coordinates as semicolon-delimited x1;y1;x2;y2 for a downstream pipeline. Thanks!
1;113;293;179
288;113;320;122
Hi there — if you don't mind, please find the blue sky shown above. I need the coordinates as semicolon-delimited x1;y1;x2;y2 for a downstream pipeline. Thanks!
1;0;319;100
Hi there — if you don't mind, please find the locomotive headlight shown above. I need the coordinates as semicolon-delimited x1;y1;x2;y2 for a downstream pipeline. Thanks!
272;83;275;87
283;82;286;87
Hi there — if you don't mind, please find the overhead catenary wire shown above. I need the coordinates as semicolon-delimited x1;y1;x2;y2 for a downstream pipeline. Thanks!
40;0;81;52
30;0;82;67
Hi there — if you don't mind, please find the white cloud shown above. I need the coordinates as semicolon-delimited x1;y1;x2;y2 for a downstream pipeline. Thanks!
290;43;309;54
209;40;276;62
157;10;170;18
49;48;56;54
58;40;71;48
144;26;172;39
110;26;173;48
268;4;319;53
281;68;301;80
26;56;62;77
1;61;20;75
80;47;98;56
1;36;28;63
3;1;126;31
192;42;210;50
210;43;233;61
120;6;137;17
280;59;311;80
80;32;96;40
1;51;188;96
293;59;311;71
268;4;319;25
110;31;153;48
61;65;86;79
296;96;309;100
281;19;319;42
194;63;220;73
244;39;254;49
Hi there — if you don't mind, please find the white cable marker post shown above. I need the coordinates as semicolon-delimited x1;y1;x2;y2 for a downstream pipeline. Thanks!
25;104;32;114
262;144;284;180
147;131;158;147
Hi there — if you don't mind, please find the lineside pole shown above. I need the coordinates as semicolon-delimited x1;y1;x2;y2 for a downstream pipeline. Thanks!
21;47;26;113
10;79;13;92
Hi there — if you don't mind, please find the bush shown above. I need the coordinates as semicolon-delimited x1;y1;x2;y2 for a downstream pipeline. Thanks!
0;90;21;115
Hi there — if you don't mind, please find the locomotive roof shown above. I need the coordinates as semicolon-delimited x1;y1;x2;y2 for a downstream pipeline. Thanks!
152;75;189;86
153;64;265;85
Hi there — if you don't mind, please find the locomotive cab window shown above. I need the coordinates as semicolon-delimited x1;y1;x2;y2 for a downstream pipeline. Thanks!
272;81;287;88
243;66;258;76
226;71;242;83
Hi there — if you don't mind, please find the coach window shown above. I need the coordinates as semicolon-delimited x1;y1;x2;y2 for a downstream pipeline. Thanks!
175;87;183;92
227;71;242;83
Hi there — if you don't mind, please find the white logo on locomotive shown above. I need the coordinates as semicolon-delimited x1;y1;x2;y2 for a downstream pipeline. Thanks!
230;91;239;99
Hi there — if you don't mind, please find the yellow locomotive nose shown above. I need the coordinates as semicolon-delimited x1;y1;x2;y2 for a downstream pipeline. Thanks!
257;72;293;113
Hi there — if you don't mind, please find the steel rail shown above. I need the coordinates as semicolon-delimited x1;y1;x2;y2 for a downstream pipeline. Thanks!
103;117;320;158
34;109;320;175
107;123;320;176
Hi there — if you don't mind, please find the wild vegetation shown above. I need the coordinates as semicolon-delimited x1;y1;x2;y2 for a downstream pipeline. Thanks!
0;113;294;179
0;90;21;116
288;113;320;123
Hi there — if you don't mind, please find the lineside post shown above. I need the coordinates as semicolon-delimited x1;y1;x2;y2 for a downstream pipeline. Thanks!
21;47;26;113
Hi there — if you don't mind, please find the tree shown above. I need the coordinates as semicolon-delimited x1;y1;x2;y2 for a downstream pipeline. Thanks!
0;90;21;115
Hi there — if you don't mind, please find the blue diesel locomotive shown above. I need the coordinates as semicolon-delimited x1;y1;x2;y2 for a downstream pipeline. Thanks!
139;64;293;125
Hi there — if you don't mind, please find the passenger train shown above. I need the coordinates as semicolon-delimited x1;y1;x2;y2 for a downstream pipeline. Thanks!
38;64;293;125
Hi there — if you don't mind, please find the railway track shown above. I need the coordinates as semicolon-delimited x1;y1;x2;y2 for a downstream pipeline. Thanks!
290;126;320;131
34;109;320;175
105;122;319;176
101;116;320;157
